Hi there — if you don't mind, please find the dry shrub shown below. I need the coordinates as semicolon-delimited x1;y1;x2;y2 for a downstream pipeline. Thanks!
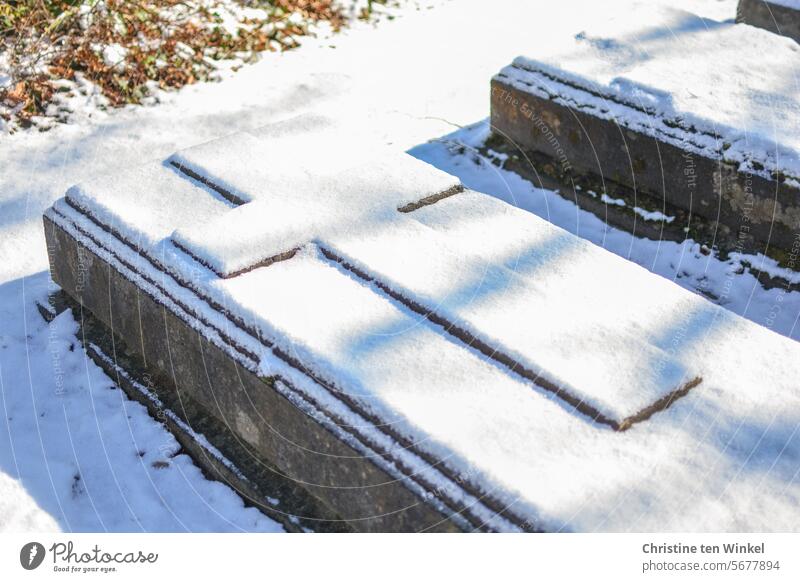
0;0;345;128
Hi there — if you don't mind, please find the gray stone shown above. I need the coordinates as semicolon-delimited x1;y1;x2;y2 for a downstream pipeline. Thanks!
490;56;800;266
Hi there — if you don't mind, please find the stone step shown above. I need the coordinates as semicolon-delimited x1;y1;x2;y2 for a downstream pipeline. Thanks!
490;5;800;263
738;0;800;44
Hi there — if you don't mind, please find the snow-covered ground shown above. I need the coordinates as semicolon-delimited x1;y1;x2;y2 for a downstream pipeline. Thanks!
3;0;800;531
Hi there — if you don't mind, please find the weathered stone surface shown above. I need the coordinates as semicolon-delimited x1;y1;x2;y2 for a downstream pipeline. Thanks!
44;216;465;532
480;133;723;255
738;0;800;44
490;77;800;261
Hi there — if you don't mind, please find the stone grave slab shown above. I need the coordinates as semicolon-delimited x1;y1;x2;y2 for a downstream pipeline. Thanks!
44;113;800;531
490;5;800;261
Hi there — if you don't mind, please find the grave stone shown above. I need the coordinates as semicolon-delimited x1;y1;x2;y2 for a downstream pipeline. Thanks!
44;113;800;531
490;6;800;262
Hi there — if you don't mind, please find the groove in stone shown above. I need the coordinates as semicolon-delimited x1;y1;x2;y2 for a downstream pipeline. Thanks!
169;160;248;206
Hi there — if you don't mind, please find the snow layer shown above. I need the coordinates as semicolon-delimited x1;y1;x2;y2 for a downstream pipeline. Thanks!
326;205;691;423
169;124;459;276
66;161;233;251
497;3;800;181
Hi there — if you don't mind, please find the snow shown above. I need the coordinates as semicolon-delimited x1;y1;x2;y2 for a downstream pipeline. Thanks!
95;43;128;72
600;193;626;207
412;120;800;341
0;53;11;90
594;193;676;223
66;161;234;251
167;121;460;276
325;200;692;424
633;206;675;223
497;3;800;181
5;0;800;532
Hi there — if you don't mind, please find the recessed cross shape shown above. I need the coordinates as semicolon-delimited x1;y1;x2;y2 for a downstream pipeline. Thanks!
60;115;700;432
159;117;700;431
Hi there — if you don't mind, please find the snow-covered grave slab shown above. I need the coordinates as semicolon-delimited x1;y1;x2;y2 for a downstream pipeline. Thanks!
44;113;800;531
738;0;800;44
491;4;800;261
